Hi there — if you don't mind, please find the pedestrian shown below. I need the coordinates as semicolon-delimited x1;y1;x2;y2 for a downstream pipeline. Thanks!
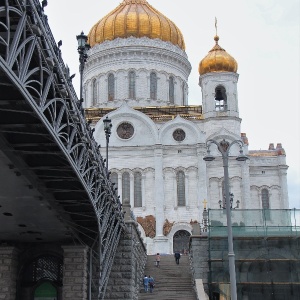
155;253;160;267
143;275;149;292
174;251;181;264
148;275;155;293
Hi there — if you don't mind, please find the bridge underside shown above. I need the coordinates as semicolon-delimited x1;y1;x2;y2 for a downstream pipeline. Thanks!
0;75;99;244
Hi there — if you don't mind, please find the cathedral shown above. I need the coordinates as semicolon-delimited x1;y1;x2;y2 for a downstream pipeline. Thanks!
82;0;289;254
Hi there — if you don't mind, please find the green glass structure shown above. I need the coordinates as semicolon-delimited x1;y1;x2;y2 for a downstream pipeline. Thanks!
207;209;300;300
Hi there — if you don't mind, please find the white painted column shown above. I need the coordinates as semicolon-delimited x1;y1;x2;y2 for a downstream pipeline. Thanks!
218;181;223;207
197;146;208;210
142;174;146;208
130;173;134;208
170;170;178;209
185;173;189;208
154;146;165;236
241;160;251;209
118;173;122;203
173;172;178;208
279;166;289;209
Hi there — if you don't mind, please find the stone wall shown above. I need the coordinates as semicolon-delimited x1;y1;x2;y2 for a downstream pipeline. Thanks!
189;235;209;295
105;217;147;300
0;246;18;300
62;245;88;300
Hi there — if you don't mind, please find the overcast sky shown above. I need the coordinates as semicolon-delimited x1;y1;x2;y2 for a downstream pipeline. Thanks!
45;0;300;209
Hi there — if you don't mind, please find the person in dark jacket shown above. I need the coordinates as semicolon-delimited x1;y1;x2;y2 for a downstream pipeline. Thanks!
148;275;155;293
174;251;181;264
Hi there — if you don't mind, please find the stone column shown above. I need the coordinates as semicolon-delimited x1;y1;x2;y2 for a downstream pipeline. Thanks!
241;160;251;209
173;172;177;208
62;245;88;300
0;246;19;300
154;146;165;236
130;173;134;208
142;174;146;208
197;145;208;215
279;166;289;209
185;173;189;207
118;173;123;203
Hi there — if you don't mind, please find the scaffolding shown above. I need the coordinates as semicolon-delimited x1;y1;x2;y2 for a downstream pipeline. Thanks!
207;209;300;300
84;105;203;124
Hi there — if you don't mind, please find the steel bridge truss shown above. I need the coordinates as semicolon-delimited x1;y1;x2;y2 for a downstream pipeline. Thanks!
0;0;125;298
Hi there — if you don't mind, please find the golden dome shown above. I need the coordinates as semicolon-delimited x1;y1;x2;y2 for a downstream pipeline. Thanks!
88;0;185;50
199;35;238;75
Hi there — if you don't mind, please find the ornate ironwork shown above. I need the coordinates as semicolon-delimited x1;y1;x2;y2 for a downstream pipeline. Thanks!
0;1;125;298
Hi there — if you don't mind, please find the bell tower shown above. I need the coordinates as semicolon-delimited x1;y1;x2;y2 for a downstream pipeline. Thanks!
198;34;239;119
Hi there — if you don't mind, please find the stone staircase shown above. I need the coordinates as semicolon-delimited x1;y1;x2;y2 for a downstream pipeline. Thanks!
139;254;197;300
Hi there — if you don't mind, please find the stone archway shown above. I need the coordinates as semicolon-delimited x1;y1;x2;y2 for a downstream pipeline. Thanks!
173;230;191;254
19;254;63;299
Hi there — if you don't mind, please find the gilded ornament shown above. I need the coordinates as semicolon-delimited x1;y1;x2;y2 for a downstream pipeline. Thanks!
199;35;238;75
88;0;185;50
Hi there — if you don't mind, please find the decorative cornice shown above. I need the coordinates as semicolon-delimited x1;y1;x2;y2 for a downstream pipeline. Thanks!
85;37;191;78
89;36;188;57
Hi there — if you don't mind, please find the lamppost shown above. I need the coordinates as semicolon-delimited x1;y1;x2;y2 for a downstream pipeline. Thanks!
103;116;112;175
219;193;240;209
203;139;248;300
76;31;90;101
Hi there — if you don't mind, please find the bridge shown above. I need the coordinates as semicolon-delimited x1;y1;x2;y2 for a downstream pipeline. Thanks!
0;0;146;299
2;2;299;300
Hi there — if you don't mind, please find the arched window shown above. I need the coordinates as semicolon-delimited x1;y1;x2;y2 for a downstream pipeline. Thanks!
111;172;118;194
262;188;270;220
215;85;227;111
150;72;157;100
128;71;136;99
134;172;142;207
92;78;97;106
108;73;115;101
262;189;270;209
122;172;130;203
177;171;185;206
169;76;174;104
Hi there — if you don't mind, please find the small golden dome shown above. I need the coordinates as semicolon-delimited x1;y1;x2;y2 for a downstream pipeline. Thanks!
199;35;238;75
88;0;185;50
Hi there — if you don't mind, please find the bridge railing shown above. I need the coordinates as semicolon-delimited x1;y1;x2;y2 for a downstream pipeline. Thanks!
0;0;126;298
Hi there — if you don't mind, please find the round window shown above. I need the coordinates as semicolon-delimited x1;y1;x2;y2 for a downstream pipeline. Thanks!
117;122;134;139
173;128;186;142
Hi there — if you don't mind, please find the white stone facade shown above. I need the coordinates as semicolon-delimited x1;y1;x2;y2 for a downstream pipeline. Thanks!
84;36;289;255
83;37;191;108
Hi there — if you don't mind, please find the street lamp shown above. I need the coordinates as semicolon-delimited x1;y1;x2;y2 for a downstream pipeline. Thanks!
76;31;90;101
219;193;240;209
103;116;112;174
203;139;248;300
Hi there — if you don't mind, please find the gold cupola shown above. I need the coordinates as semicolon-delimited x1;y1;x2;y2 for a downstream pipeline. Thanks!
199;35;238;75
88;0;185;50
